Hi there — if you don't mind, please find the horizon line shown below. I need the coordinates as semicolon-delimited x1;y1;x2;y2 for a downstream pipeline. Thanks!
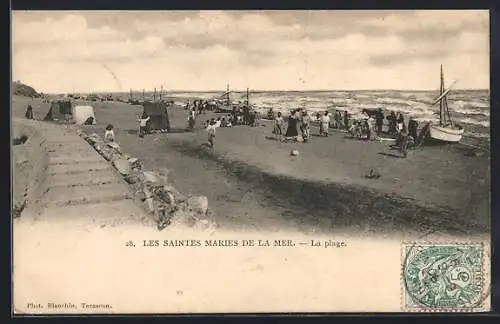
42;88;490;94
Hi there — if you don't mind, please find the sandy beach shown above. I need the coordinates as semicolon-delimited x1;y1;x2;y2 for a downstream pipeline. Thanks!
12;95;490;240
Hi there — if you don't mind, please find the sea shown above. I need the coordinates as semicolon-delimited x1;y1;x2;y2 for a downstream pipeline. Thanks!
110;89;490;141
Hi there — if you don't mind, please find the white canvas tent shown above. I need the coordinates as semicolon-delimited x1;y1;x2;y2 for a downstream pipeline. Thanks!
72;105;96;125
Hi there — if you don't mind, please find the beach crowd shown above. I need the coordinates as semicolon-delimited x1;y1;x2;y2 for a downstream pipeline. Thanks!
264;107;423;158
128;97;425;158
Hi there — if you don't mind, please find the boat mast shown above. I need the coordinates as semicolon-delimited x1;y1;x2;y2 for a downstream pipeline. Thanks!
246;88;249;107
226;84;230;105
439;65;445;126
439;65;454;127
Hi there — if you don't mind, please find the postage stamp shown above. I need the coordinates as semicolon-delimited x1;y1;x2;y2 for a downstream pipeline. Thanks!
401;242;488;312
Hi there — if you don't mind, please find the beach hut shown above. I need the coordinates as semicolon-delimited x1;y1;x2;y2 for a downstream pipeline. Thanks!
142;101;171;132
72;105;97;125
43;100;72;121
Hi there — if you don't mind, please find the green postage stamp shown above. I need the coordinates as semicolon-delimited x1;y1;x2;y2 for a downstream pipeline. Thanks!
402;242;489;312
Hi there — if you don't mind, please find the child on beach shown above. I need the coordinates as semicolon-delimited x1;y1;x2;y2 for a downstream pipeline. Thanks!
300;110;311;142
320;111;330;137
207;119;217;148
104;124;115;142
349;121;362;139
273;112;284;140
138;113;150;138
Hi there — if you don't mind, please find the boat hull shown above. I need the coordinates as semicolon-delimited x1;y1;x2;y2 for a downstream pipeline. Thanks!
429;124;464;143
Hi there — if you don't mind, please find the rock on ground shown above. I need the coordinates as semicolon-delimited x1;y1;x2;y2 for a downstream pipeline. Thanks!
143;171;162;184
187;195;209;215
113;159;131;176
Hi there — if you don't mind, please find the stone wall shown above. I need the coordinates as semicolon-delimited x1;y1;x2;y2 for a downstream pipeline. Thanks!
12;120;50;218
78;129;217;232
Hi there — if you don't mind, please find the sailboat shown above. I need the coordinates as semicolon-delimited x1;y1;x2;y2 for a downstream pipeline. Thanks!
428;65;464;143
214;85;251;113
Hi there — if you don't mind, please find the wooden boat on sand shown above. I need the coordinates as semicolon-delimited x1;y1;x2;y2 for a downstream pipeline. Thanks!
428;65;464;143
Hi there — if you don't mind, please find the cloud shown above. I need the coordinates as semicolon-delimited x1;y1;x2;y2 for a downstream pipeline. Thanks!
11;10;489;92
13;14;120;46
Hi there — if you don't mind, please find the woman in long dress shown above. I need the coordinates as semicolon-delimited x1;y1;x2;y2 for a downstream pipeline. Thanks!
285;110;299;140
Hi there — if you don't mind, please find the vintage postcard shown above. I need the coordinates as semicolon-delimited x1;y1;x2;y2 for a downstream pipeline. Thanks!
11;10;491;314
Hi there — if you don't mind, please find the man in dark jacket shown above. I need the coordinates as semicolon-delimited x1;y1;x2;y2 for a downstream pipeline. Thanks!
408;117;419;144
387;111;397;135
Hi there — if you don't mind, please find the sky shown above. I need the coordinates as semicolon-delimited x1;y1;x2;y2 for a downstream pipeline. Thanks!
12;10;490;93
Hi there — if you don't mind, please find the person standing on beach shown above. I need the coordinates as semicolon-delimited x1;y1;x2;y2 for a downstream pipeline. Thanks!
285;110;299;141
330;110;337;129
138;113;150;138
399;123;409;158
408;117;419;144
375;108;384;134
396;113;405;132
243;106;250;125
300;110;311;142
395;113;406;146
274;112;284;140
387;111;397;135
207;119;217;148
343;111;349;130
25;105;34;119
249;110;256;127
267;108;275;120
188;108;196;130
320;111;331;137
335;111;342;129
366;115;376;140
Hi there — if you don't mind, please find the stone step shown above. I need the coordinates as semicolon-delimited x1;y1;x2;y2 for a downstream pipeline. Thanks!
47;161;111;176
47;169;118;188
45;138;83;145
42;183;133;207
48;155;102;165
45;141;92;149
46;146;97;157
